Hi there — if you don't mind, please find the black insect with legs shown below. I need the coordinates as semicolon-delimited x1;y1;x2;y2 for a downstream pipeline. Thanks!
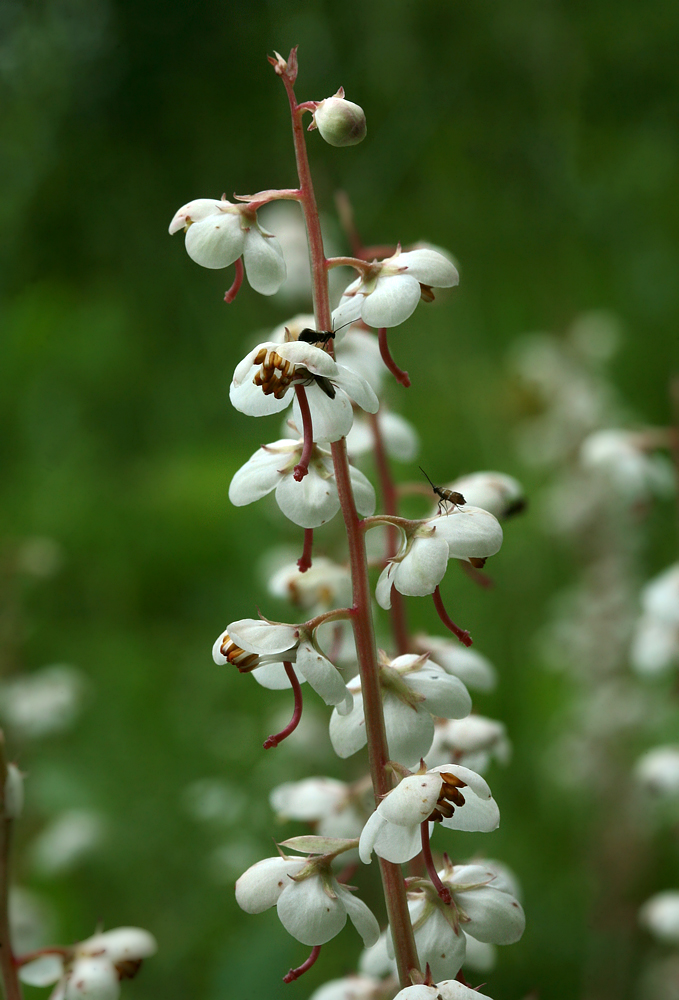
419;466;466;515
295;319;357;399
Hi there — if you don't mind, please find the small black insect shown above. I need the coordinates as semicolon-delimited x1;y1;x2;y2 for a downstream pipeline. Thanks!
297;317;356;347
419;466;466;515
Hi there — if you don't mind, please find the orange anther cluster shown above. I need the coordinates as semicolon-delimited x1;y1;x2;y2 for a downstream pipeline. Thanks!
252;348;297;399
427;771;467;822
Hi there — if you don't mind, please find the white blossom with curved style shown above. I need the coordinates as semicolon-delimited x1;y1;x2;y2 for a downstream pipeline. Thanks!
168;198;286;294
446;471;526;520
358;765;499;865
393;982;493;1000
329;654;472;767
213;619;352;713
332;247;459;330
229;438;375;528
375;508;503;610
270;776;366;839
267;556;352;612
235;855;380;947
230;340;378;442
19;927;157;1000
415;635;497;692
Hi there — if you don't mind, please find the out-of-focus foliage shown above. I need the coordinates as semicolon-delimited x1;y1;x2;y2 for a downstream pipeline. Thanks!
1;1;678;998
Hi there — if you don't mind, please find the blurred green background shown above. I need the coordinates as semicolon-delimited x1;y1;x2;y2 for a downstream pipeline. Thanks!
2;0;679;998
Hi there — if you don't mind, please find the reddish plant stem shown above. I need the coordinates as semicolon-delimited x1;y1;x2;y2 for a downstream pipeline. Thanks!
297;529;314;572
378;328;411;388
14;947;70;967
279;61;420;987
432;586;473;647
0;737;22;1000
283;945;321;983
262;663;303;749
369;412;409;655
420;823;452;904
293;385;314;481
224;257;244;303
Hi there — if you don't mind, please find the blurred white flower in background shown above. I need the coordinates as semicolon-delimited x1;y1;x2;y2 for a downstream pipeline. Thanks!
30;810;105;877
0;665;87;740
639;891;679;946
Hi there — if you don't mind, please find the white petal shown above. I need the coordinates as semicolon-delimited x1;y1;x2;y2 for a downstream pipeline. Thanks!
358;809;387;864
80;927;156;961
405;666;472;720
432;765;500;833
270;778;347;821
19;956;64;987
332;286;364;330
456;886;525;945
375;562;398;610
277;877;347;945
227;619;298;655
235;856;306;913
275;463;340;528
229;372;293;417
421;637;497;691
250;662;297;689
383;694;435;766
168;198;223;234
335;329;385;395
242;229;287;295
295;384;354;443
414;905;466;982
296;641;352;709
431;507;503;560
395;534;449;597
64;957;118;1000
336;885;380;947
379;773;442;825
184;212;244;269
228;442;298;506
371;819;424;863
49;983;67;1000
462;933;497;972
395;249;460;287
334;365;379;414
380;411;420;462
361;273;422;328
329;692;367;758
349;466;376;517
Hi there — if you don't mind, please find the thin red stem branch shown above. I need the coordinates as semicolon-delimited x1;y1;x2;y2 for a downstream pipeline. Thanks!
378;328;411;388
369;412;409;655
293;386;314;481
224;258;244;304
283;945;321;983
14;947;70;968
420;823;452;904
262;663;303;749
432;586;473;647
297;528;314;572
279;60;420;987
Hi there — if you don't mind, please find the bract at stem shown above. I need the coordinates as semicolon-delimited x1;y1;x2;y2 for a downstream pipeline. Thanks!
263;663;304;749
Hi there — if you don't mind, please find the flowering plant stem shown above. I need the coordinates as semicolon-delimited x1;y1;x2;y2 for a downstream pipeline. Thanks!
0;735;22;1000
278;52;421;986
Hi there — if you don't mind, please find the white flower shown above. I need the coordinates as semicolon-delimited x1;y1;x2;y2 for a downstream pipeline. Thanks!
426;716;511;773
375;509;503;610
393;982;493;1000
0;665;86;739
580;429;674;501
270;777;366;839
230;340;378;442
312;89;367;147
332;247;459;330
335;327;386;393
168;198;286;294
19;927;157;1000
330;654;471;767
400;862;524;981
229;437;375;528
631;563;679;676
213;619;352;712
446;472;526;520
346;411;419;463
308;975;385;1000
358;765;499;865
639;891;679;945
415;635;497;692
235;855;380;947
267;556;352;612
635;746;679;797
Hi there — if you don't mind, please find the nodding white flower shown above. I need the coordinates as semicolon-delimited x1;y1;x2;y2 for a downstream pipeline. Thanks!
635;746;679;797
270;777;367;839
631;563;679;676
639;891;679;945
235;854;380;948
19;927;157;1000
268;556;352;612
230;340;378;443
580;429;674;501
414;635;497;692
375;509;503;611
213;618;352;713
401;862;525;982
426;716;511;773
347;411;419;463
168;198;286;295
332;247;459;330
445;472;526;520
228;438;375;528
308;974;386;1000
358;765;499;865
330;654;472;768
393;982;493;1000
359;930;397;977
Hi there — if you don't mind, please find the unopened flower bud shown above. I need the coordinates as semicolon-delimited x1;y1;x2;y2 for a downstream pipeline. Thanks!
313;89;366;147
3;763;24;819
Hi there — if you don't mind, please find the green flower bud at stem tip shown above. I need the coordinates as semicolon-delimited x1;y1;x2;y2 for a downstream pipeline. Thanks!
313;89;367;147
